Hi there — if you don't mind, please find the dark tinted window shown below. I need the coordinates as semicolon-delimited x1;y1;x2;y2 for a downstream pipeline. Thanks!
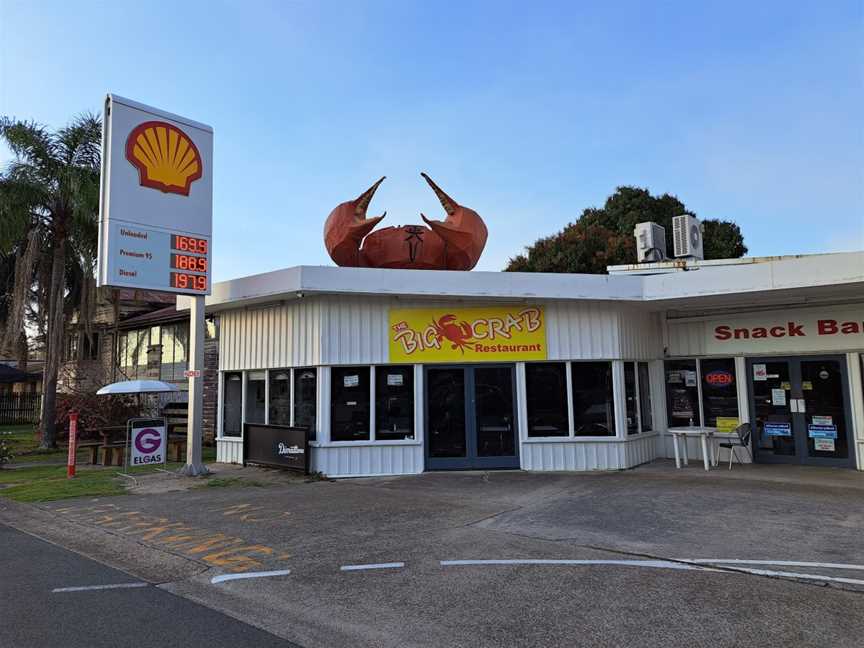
223;372;242;437
665;359;700;427
526;363;568;437
268;369;291;426
638;362;653;432
701;358;738;427
294;368;317;440
625;363;638;434
571;362;615;436
376;366;414;440
245;371;266;424
331;367;370;441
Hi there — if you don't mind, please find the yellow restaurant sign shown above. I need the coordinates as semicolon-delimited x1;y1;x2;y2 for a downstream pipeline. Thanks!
389;306;547;363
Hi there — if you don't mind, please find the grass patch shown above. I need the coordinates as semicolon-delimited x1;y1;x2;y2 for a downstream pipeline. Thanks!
0;465;126;502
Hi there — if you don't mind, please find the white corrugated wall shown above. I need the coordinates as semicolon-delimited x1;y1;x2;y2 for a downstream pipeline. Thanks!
219;296;665;369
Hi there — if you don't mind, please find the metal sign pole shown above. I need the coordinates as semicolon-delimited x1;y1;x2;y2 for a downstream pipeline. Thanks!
181;295;208;475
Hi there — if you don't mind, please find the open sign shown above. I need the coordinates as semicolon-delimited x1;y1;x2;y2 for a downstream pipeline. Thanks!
705;370;734;387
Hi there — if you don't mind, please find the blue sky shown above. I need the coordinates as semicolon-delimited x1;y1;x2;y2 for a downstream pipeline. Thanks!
1;0;862;281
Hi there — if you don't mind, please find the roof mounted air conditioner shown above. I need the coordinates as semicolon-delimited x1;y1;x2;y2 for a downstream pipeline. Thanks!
634;222;667;263
672;215;704;260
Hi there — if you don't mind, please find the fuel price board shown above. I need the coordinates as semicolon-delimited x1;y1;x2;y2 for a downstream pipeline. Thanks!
103;221;210;295
97;95;213;295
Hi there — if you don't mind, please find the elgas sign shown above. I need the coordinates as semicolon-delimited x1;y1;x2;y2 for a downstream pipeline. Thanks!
705;307;864;354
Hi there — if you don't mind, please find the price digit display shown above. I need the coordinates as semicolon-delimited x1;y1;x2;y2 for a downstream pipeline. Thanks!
171;272;207;292
171;254;208;273
172;235;208;255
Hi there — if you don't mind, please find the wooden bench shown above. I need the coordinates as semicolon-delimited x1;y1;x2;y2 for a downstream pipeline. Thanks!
60;440;102;465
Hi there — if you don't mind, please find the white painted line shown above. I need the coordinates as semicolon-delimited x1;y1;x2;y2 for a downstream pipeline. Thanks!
711;566;864;587
681;559;864;572
340;562;405;572
211;569;291;585
440;559;707;571
53;582;148;593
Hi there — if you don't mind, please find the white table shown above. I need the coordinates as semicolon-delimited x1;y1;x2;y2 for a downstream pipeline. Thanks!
670;427;717;471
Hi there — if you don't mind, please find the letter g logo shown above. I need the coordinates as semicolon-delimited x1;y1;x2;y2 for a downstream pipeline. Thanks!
135;428;162;453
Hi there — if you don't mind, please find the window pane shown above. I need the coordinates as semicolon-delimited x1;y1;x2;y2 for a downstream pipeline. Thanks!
160;326;175;381
375;366;414;440
245;371;266;424
665;359;700;427
223;372;243;437
700;358;738;427
625;363;638;434
294;368;317;440
331;367;370;441
526;362;568;437
571;362;615;436
135;329;148;374
173;324;189;379
268;369;291;426
638;362;653;432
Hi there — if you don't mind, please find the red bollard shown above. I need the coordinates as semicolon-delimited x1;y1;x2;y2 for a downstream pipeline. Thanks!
67;412;79;479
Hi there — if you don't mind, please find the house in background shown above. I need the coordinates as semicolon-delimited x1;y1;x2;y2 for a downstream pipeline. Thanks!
60;288;219;442
0;362;41;395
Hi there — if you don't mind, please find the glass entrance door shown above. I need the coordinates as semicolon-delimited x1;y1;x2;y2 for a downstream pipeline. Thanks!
425;365;519;470
748;356;853;467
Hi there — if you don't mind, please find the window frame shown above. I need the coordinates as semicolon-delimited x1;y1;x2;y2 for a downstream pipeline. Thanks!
664;356;742;429
523;360;639;441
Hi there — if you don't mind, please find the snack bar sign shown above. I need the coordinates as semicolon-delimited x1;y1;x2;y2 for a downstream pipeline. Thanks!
389;306;547;363
705;307;864;354
97;95;213;295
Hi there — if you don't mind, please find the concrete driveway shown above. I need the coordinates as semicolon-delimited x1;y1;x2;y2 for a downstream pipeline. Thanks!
2;461;864;647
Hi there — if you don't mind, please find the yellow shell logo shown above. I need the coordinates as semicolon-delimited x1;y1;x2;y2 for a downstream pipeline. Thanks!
125;121;203;196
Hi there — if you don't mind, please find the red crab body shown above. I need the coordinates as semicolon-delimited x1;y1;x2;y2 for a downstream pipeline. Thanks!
323;174;487;271
431;314;474;353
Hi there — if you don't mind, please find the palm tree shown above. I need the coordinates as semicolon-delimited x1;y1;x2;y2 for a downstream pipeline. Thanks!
0;114;101;447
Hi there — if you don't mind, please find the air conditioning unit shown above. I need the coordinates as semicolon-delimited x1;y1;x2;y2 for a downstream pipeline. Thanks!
634;222;667;263
672;215;704;260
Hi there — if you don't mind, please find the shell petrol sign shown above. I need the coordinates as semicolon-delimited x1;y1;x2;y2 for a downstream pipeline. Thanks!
389;306;547;363
125;120;203;196
97;94;213;296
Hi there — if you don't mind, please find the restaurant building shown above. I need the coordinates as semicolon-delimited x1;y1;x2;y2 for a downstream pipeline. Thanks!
183;251;864;476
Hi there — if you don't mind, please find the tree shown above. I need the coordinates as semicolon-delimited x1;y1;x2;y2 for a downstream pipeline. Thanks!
0;114;101;447
506;186;747;273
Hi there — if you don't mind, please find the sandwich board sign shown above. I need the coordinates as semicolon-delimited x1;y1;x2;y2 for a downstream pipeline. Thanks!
128;418;167;467
97;95;213;295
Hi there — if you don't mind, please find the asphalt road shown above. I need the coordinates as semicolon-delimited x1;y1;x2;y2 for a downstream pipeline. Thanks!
0;523;297;648
4;463;864;647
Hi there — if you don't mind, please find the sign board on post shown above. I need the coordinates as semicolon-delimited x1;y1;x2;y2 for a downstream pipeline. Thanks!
98;94;212;477
243;424;310;474
97;95;213;295
128;418;167;467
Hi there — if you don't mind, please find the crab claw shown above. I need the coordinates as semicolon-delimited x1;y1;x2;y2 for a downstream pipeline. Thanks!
420;172;488;270
324;177;387;266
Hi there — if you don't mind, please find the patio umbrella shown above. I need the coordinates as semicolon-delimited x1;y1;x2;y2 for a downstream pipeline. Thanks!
96;380;180;395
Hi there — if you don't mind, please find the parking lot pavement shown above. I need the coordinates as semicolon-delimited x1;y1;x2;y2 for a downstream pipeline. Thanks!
4;464;864;647
0;523;296;648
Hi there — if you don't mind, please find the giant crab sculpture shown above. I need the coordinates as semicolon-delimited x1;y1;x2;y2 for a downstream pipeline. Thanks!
323;173;487;270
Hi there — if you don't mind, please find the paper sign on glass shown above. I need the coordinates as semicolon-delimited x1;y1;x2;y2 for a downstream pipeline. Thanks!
771;389;787;406
753;364;767;381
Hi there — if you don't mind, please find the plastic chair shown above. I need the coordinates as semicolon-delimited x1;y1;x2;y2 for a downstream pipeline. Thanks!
717;422;752;470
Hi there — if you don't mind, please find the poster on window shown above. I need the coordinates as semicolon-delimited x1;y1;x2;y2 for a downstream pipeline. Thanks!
814;438;835;452
807;424;837;439
343;375;359;387
764;422;792;436
753;364;767;381
771;389;787;406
